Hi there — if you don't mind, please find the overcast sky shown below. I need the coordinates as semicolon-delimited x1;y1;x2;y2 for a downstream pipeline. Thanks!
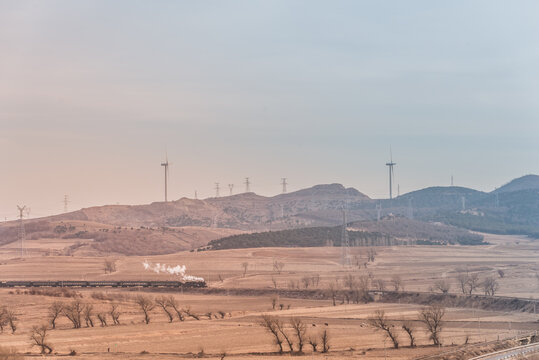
1;1;538;219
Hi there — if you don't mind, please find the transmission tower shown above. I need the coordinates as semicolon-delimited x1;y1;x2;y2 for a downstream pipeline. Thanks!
215;183;220;197
63;195;70;213
281;178;287;194
244;177;250;193
17;205;26;257
228;184;234;196
340;210;351;267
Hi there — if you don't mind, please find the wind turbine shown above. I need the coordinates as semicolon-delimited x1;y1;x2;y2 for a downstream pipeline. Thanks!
161;153;170;202
385;148;396;200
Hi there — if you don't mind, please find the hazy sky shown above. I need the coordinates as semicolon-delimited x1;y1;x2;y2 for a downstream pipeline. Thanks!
1;1;538;220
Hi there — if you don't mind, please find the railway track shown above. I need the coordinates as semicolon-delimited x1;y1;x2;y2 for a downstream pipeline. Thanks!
0;280;206;288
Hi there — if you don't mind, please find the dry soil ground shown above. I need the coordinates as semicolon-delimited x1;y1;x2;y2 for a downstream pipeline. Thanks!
0;233;537;359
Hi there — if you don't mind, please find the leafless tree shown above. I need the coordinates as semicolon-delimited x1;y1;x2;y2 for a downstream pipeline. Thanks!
104;258;117;274
0;306;7;333
271;297;278;310
320;329;330;353
109;303;121;325
468;273;480;295
311;274;321;288
155;296;174;322
83;304;94;327
419;305;445;346
96;313;107;326
1;308;17;334
368;310;399;348
290;318;307;353
184;306;200;320
241;262;249;277
308;335;319;352
301;276;311;289
259;315;284;353
327;281;339;306
367;248;376;262
165;296;184;321
402;321;416;347
30;324;53;354
271;276;277;289
273;260;285;274
48;301;64;329
275;319;294;352
497;269;505;278
434;279;451;294
482;276;499;296
390;274;403;292
135;295;155;324
63;300;83;328
375;279;386;293
457;273;469;295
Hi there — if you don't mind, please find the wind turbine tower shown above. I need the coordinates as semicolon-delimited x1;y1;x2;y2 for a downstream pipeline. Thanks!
385;149;396;200
244;177;251;193
17;205;26;257
63;195;70;213
281;178;288;194
161;155;170;202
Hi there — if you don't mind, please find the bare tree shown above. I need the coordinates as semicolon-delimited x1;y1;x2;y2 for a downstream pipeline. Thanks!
48;301;64;329
184;306;200;320
482;276;499;296
97;313;107;327
241;262;249;277
419;305;445;346
468;273;480;295
155;296;174;322
135;295;155;324
83;304;94;327
3;308;17;334
271;276;277;289
271;297;278;310
308;335;319;352
402;321;416;347
165;296;184;321
273;260;285;274
275;319;294;352
390;274;403;292
301;276;311;289
327;281;339;306
368;310;399;348
0;306;7;333
259;315;284;353
434;279;451;294
497;269;505;278
30;325;53;354
290;318;307;353
104;258;117;274
63;300;83;328
456;273;470;295
109;303;121;325
320;329;330;353
311;274;321;288
375;279;386;293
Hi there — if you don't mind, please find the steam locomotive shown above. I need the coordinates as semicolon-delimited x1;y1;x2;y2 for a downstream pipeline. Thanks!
0;280;206;288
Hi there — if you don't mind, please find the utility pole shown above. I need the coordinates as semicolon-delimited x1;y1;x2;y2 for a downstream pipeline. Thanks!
215;183;220;198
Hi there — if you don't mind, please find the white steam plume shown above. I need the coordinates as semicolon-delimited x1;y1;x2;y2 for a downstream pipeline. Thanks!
142;260;204;282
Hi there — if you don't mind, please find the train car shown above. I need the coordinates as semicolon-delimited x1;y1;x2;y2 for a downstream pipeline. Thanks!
0;280;207;288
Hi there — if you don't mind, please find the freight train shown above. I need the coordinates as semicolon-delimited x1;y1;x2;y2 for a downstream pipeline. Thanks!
0;280;206;288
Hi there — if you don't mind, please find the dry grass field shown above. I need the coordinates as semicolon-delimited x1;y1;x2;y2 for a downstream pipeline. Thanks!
0;232;537;359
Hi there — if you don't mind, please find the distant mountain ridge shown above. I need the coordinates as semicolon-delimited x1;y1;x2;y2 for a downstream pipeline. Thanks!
492;174;539;194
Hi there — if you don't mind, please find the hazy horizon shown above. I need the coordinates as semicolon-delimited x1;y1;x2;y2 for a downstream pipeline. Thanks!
2;1;538;220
